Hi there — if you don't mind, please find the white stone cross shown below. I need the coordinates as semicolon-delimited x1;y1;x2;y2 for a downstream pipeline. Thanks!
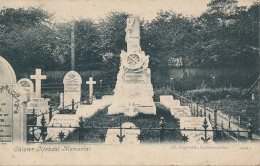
86;77;96;104
30;69;46;98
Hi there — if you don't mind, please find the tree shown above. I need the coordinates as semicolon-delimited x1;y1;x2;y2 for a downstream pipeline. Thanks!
0;7;62;73
74;19;102;70
98;12;129;56
142;11;194;70
188;0;259;67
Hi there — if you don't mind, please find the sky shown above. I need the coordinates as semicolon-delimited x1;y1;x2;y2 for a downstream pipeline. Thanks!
0;0;256;22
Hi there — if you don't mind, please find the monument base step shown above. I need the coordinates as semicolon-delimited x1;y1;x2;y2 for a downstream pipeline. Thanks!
108;104;156;115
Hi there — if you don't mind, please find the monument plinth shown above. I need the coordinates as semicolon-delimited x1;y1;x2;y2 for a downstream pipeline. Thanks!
108;15;156;116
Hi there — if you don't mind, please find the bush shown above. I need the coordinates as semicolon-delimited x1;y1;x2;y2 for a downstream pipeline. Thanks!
187;88;248;101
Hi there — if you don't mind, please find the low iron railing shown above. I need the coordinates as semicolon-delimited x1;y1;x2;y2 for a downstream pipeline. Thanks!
27;114;252;144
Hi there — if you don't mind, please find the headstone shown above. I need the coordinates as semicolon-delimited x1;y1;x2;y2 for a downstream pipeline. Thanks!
105;122;140;144
0;56;27;144
108;15;156;115
30;69;46;98
17;78;34;95
58;92;64;109
26;97;50;115
63;71;82;109
17;78;34;101
180;117;213;143
86;77;96;104
46;114;78;141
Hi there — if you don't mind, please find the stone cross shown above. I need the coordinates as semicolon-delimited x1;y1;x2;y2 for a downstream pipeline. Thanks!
86;77;96;104
30;69;46;98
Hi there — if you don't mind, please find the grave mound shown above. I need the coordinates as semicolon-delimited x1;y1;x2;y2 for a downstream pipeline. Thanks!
64;103;182;143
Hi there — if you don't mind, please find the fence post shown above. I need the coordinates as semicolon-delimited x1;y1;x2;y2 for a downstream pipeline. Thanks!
204;102;207;117
228;110;231;130
201;118;210;143
72;99;75;112
40;114;47;142
208;114;211;122
213;107;218;141
100;80;103;90
159;117;165;143
196;101;199;117
78;116;84;142
180;94;182;105
236;129;240;141
32;108;37;126
238;115;241;127
49;106;53;122
190;94;193;105
200;109;203;117
247;119;253;141
170;77;174;90
117;118;125;144
193;102;196;116
190;102;193;116
63;92;65;111
30;108;37;142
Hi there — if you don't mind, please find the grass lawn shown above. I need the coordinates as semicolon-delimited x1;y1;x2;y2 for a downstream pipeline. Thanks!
64;103;182;143
208;99;259;134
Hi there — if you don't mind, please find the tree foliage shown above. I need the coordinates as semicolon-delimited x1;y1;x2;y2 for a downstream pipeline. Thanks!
0;7;60;73
0;3;258;73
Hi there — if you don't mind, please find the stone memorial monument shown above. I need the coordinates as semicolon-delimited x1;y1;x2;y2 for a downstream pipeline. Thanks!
27;69;50;115
17;78;34;101
63;70;82;109
108;15;156;116
86;77;96;104
0;56;27;144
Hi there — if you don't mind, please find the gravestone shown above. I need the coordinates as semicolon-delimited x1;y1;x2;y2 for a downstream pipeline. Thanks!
30;69;46;98
105;122;140;144
108;15;156;116
58;92;64;109
86;77;96;104
17;78;34;101
27;69;50;115
63;71;82;109
0;56;27;144
26;96;50;115
46;114;78;141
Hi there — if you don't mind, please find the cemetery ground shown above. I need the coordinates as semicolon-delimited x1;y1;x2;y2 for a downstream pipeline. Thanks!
39;85;259;143
52;104;183;143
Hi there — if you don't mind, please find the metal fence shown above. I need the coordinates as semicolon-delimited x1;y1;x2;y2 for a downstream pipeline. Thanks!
26;100;254;144
172;91;256;140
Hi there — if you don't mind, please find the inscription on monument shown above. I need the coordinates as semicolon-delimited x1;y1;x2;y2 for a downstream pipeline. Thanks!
124;73;145;83
63;71;82;108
